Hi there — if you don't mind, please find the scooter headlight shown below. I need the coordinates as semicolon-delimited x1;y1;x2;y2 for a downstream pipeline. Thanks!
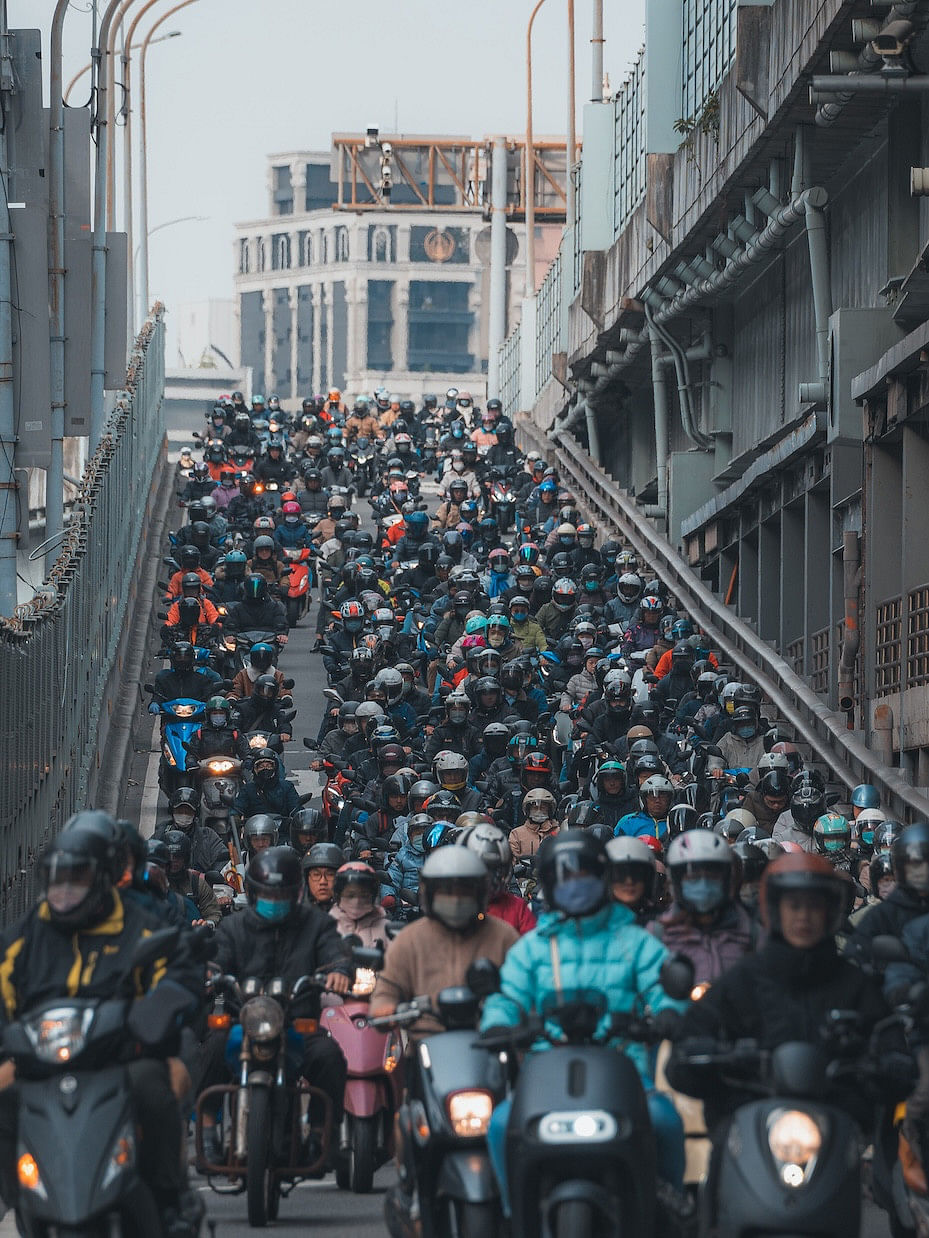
767;1108;823;1186
538;1110;618;1144
224;635;237;650
240;996;285;1043
248;734;268;750
352;967;377;998
22;1007;94;1064
207;759;235;774
17;1152;46;1198
446;1089;493;1138
101;1122;136;1191
172;704;197;718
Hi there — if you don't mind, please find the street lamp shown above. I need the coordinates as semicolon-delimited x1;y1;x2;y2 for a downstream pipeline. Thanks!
63;30;179;105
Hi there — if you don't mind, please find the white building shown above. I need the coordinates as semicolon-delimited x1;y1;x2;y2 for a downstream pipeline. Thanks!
233;134;567;409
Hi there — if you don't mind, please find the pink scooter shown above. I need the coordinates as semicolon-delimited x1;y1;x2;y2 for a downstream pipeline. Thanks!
322;958;404;1193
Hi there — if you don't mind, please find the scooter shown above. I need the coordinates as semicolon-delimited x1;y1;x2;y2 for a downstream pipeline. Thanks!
321;946;403;1193
3;928;197;1238
148;696;206;795
197;754;244;834
486;468;517;532
282;546;315;627
371;962;506;1238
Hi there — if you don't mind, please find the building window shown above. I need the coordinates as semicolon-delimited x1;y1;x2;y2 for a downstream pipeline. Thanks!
407;280;473;373
298;231;311;267
256;237;266;273
239;239;250;274
367;280;393;372
335;227;349;262
273;164;293;216
272;234;291;271
371;226;394;263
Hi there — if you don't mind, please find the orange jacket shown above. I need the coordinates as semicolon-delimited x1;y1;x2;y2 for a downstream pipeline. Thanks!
167;597;220;627
165;567;213;599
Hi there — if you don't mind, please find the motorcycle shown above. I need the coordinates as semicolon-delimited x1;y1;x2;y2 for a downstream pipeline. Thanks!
198;754;244;835
371;962;506;1238
195;971;337;1227
485;467;517;532
282;546;315;627
146;695;206;795
4;927;197;1238
321;945;403;1193
350;437;376;497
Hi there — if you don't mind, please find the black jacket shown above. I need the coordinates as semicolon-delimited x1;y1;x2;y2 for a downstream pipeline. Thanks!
226;598;288;635
213;903;351;1018
152;667;221;704
845;885;929;961
153;821;229;874
0;890;201;1033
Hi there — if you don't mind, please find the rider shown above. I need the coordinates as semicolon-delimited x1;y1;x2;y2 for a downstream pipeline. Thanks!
151;641;221;704
0;815;202;1235
153;786;230;874
303;842;343;912
458;821;536;934
328;862;388;948
198;847;350;1165
232;751;301;820
479;831;687;1213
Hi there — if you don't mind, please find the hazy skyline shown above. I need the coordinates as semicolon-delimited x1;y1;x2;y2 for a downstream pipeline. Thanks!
18;1;647;361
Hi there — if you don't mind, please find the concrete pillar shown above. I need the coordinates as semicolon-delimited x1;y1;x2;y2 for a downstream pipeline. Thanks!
393;280;410;376
325;280;335;393
803;489;831;679
311;284;323;393
780;501;805;658
261;288;273;397
288;285;299;407
396;224;411;264
757;517;780;643
289;158;306;214
346;277;368;391
487;135;508;396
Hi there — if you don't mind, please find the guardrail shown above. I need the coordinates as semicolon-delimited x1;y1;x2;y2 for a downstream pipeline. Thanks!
517;418;929;822
0;308;166;922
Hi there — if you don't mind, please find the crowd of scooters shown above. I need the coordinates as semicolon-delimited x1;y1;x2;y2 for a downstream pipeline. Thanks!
7;385;929;1238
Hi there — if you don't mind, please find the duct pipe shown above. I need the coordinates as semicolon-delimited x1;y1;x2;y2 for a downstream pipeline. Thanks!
487;136;508;396
586;401;602;464
0;13;17;614
811;74;929;98
645;304;713;449
648;320;669;518
801;193;832;399
838;531;862;719
815;0;920;127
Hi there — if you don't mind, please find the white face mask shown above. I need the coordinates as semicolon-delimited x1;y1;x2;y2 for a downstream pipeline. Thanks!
47;881;91;914
528;807;550;825
340;894;374;919
432;893;479;929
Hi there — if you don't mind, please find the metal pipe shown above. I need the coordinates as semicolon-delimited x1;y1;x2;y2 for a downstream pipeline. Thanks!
525;0;547;297
646;304;712;449
804;194;832;388
648;320;669;518
838;530;861;718
47;0;73;572
815;0;921;126
591;0;604;101
105;0;141;232
90;0;128;447
139;1;198;327
0;8;17;613
566;0;576;231
487;135;508;397
811;74;929;97
585;400;601;464
872;703;895;769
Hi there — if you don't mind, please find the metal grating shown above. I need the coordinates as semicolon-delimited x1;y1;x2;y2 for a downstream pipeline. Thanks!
810;626;830;696
907;585;929;687
614;49;647;237
875;596;903;697
682;0;737;121
535;251;563;401
499;322;523;420
786;637;805;678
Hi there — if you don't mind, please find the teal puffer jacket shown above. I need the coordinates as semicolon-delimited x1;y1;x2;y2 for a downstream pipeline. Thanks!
480;901;684;1080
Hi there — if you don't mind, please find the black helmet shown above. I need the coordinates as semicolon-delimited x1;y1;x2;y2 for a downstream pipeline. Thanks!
304;842;344;871
177;597;201;628
179;545;202;571
42;821;116;928
789;773;827;831
245;846;304;921
482;722;511;760
732;840;767;884
169;641;195;672
168;785;200;830
163;828;192;876
288;808;325;855
244;574;268;603
253;535;276;557
892;823;929;897
758;768;791;800
145;837;171;869
254;673;279;702
410;779;440;813
537;830;609;917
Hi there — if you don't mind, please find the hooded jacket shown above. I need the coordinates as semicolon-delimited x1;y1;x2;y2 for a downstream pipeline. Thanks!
508;817;559;859
480;901;684;1081
232;753;301;820
386;836;426;896
329;901;389;950
648;901;756;985
845;884;929;962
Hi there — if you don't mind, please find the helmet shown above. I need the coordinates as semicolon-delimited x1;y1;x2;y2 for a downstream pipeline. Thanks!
552;578;577;612
891;823;929;897
426;789;463;821
145;837;171;870
851;784;881;810
640;595;662;615
812;812;851;855
854;807;886;852
289;808;325;855
537;830;609;917
458;822;512;893
254;673;279;702
419;848;489;929
169;641;195;672
434;749;470;792
667;803;699;837
206;695;232;728
374;667;404;703
666;829;733;915
521;751;553;789
243;574;268;603
446;692;470;726
42;816;117;927
760;852;845;938
245;846;303;922
718;808;758;842
758;768;791;800
409;780;440;814
481;722;510;760
340;599;365;633
789;773;827;831
617;572;643;604
304;842;344;871
523;787;556;824
869;852;895;899
732;841;768;884
605;836;657;899
640;773;675;801
244;813;279;849
163;829;192;877
248;643;275;673
334;861;379;904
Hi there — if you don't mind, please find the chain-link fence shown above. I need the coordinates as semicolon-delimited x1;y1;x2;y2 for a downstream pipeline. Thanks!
0;308;165;923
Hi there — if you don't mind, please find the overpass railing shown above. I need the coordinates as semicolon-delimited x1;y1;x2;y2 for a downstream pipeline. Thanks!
0;308;166;922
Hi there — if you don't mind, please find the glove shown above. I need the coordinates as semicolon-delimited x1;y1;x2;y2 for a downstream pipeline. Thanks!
652;1009;684;1041
148;702;160;715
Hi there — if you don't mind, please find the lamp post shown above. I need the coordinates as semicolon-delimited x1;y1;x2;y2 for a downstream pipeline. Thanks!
63;31;178;105
138;0;200;326
525;0;547;297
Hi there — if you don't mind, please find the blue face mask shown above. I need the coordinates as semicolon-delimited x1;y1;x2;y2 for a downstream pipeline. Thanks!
861;830;875;848
254;898;291;923
736;725;756;740
552;876;605;916
409;832;425;854
680;877;725;914
560;536;574;547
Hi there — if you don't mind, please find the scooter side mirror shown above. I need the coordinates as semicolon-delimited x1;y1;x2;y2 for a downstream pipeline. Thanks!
660;954;695;1002
143;683;155;693
352;946;385;972
303;737;319;750
129;926;179;974
283;678;296;690
465;958;500;998
436;986;480;1030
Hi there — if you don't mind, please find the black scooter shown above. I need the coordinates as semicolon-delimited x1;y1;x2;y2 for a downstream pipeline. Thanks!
3;927;197;1238
370;962;505;1238
479;976;692;1238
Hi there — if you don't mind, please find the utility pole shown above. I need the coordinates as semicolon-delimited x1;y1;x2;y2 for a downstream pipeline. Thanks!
0;3;18;613
487;136;508;398
566;0;576;230
592;0;604;100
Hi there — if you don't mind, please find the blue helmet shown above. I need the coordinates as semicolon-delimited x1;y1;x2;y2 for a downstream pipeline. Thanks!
851;783;881;810
405;510;429;534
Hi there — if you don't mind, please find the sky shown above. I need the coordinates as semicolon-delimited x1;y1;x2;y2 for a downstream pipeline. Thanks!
16;0;647;361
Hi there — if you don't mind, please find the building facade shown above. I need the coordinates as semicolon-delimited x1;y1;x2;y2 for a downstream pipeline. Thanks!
233;136;561;406
503;0;929;782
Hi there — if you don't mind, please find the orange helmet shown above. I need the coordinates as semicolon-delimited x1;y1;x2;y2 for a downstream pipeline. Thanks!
759;851;844;937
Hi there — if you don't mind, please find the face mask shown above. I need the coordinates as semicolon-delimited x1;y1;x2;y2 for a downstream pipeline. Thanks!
488;630;505;648
255;765;276;783
560;536;574;548
432;893;479;929
861;830;875;848
736;726;756;740
578;634;593;649
209;713;226;728
172;810;195;829
511;610;528;623
47;881;91;914
285;515;298;525
254;897;291;923
409;832;425;854
905;861;929;894
681;876;725;914
584;581;598;593
552;876;604;916
341;894;374;919
741;883;760;910
528;808;550;825
822;837;846;853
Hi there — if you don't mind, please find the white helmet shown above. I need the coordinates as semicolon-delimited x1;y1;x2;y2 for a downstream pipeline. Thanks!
523;788;557;824
666;828;734;916
433;749;469;791
756;751;789;773
605;836;657;868
640;774;674;797
457;822;512;891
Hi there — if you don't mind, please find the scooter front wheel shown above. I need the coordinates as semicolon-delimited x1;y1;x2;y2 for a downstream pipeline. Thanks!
446;1199;501;1238
246;1087;271;1227
348;1114;377;1193
553;1198;595;1238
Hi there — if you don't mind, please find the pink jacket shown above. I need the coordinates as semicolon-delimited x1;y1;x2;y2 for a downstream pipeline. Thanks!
329;902;389;949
